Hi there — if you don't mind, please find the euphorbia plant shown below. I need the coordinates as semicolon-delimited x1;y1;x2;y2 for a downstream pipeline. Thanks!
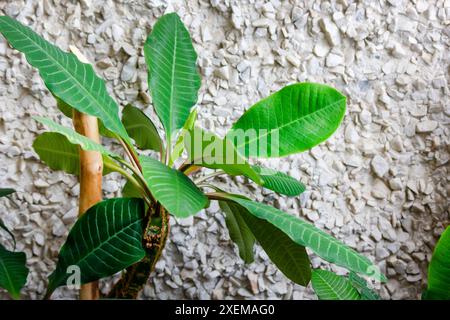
0;13;385;299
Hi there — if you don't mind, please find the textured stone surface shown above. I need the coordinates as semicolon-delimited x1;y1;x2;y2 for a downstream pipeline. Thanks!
0;0;449;300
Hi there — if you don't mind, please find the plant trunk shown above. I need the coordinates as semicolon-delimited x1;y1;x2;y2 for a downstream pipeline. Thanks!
70;46;101;300
107;207;170;299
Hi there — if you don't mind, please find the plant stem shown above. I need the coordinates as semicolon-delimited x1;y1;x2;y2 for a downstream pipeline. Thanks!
165;133;171;166
194;170;226;184
118;158;156;204
117;136;141;172
104;161;152;207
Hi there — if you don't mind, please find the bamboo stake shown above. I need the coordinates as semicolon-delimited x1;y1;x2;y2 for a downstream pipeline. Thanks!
70;46;101;300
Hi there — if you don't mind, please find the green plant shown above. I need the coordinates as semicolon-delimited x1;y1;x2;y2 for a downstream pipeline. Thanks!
0;188;29;299
0;13;385;300
423;226;450;300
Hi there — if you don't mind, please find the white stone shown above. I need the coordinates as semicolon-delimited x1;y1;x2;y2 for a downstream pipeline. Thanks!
111;24;124;41
371;155;390;178
416;120;438;133
214;66;230;80
62;207;78;224
320;17;341;46
252;18;271;28
372;179;390;199
326;52;343;67
286;53;300;67
121;56;137;82
389;178;403;191
313;40;330;57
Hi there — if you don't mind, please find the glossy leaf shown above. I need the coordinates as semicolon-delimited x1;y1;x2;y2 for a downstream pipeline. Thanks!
348;272;380;300
0;16;129;141
219;201;255;264
426;226;450;299
0;188;15;198
122;104;162;152
122;180;143;199
226;83;346;158
185;127;262;184
56;98;73;118
33;132;114;176
33;132;81;175
311;269;360;300
252;166;305;196
224;195;385;281
144;13;200;141
140;156;207;218
0;244;28;299
34;117;119;159
237;202;311;286
46;198;146;295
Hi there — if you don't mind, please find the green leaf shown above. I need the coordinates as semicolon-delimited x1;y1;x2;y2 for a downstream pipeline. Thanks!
170;108;197;166
219;201;255;264
348;272;381;300
426;226;450;299
122;180;143;199
32;132;81;175
144;13;201;141
236;202;311;286
46;198;146;295
122;104;162;152
0;243;28;299
252;166;305;196
185;127;263;185
0;16;129;141
311;269;360;300
34;117;119;159
226;83;346;158
139;156;207;218
223;195;385;282
0;188;15;198
33;132;114;176
56;98;73;118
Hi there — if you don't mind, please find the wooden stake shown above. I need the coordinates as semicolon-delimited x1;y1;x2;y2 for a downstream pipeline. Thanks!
70;46;101;300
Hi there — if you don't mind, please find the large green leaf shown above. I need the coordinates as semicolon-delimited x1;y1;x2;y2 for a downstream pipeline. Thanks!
219;201;255;264
144;13;201;142
34;117;119;159
122;104;162;152
0;16;129;141
223;195;385;281
185;128;262;185
139;156;207;218
0;244;28;299
0;188;15;198
46;198;146;296
348;272;380;300
237;202;311;286
252;166;305;196
226;83;346;158
426;226;450;299
311;269;360;300
33;132;114;176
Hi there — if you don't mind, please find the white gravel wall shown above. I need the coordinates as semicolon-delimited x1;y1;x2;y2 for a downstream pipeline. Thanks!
0;0;449;300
